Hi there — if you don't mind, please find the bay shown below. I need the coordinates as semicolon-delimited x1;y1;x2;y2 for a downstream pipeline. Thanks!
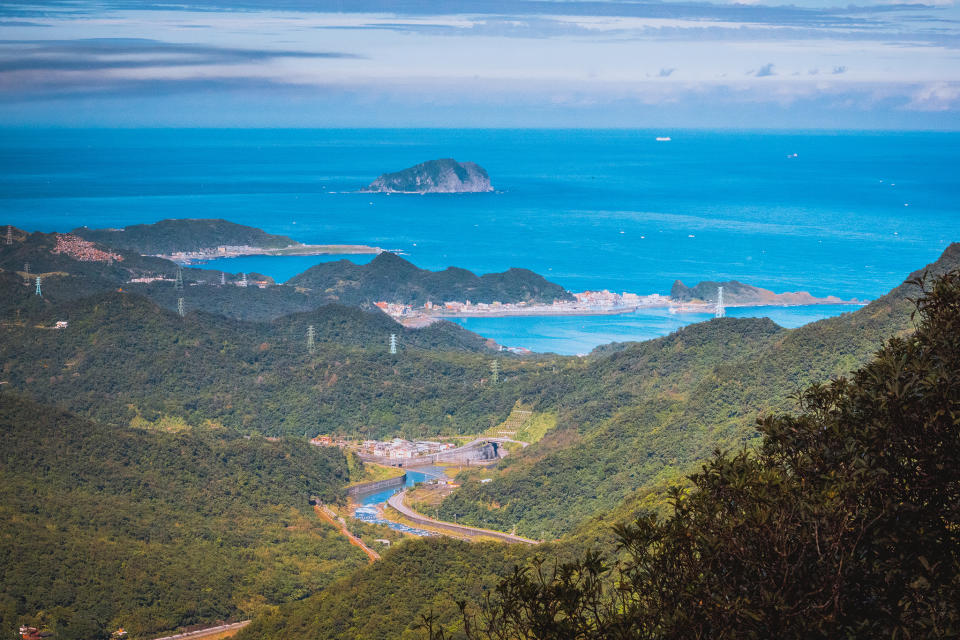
2;128;955;351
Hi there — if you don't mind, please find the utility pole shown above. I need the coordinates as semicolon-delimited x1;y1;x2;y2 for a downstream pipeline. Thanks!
389;333;397;355
715;286;725;318
35;276;41;297
490;360;499;384
307;325;316;354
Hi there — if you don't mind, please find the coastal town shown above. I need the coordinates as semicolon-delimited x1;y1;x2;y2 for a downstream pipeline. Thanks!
376;290;673;325
51;233;123;263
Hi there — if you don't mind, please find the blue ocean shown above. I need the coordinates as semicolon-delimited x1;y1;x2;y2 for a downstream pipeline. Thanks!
2;129;956;353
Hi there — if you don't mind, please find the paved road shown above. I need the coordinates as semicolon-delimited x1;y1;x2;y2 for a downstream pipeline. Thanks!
387;490;538;545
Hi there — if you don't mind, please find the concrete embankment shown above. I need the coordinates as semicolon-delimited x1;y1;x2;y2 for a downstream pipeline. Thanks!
346;473;406;497
387;490;538;545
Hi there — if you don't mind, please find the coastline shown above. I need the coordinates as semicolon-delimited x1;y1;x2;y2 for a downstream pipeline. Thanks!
159;243;382;265
403;299;867;323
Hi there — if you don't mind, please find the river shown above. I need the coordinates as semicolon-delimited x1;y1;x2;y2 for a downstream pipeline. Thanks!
351;467;448;537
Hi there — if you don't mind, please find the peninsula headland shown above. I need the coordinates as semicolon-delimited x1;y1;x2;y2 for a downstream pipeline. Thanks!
73;218;382;264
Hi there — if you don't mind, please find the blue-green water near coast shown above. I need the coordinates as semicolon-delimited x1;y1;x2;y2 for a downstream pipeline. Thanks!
451;304;865;355
353;469;445;537
2;128;956;352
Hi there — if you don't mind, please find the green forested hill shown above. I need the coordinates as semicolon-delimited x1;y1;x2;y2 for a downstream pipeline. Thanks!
240;250;960;640
421;268;960;640
74;219;297;254
287;252;574;306
236;538;532;640
1;227;571;322
437;243;960;538
0;291;519;438
0;395;365;640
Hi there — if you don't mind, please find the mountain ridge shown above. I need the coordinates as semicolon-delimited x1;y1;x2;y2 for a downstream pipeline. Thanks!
287;252;574;306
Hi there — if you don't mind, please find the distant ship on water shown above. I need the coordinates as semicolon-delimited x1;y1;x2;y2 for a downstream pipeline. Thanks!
656;136;671;141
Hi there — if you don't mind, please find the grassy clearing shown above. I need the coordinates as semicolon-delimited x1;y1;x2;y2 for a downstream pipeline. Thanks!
484;403;557;444
348;461;406;487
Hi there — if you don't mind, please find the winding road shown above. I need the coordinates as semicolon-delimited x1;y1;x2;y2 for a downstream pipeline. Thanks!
387;490;539;545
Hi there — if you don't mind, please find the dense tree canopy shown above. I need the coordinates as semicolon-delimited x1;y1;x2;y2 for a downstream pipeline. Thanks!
434;268;960;639
0;396;366;640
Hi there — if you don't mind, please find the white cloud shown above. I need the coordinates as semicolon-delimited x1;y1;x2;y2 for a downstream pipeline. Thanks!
906;82;960;111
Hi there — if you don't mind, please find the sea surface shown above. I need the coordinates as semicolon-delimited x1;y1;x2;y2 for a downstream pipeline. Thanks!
2;128;957;351
452;304;864;355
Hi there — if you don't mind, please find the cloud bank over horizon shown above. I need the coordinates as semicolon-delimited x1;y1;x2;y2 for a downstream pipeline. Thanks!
1;0;958;128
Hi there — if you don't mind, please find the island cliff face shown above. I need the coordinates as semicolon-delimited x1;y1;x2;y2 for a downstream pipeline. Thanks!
365;159;493;193
671;279;862;305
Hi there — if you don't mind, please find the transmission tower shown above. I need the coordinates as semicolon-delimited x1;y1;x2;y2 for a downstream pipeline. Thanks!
715;286;725;318
35;276;42;297
490;360;499;384
5;226;11;245
177;297;185;318
220;271;226;286
240;272;248;288
174;267;184;291
307;325;316;354
23;262;29;275
389;333;397;354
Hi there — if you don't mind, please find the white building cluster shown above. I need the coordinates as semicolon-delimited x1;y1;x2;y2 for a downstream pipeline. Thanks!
376;290;672;322
363;438;455;459
573;290;670;308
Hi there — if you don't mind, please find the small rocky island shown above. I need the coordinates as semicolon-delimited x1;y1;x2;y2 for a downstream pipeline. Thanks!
365;158;493;193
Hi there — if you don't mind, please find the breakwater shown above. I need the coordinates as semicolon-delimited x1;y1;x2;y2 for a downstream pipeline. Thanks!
346;473;407;497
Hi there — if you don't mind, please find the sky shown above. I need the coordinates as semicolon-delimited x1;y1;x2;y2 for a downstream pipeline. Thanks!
1;0;959;128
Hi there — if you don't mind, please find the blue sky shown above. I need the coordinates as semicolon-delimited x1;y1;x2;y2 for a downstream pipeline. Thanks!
1;0;959;128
